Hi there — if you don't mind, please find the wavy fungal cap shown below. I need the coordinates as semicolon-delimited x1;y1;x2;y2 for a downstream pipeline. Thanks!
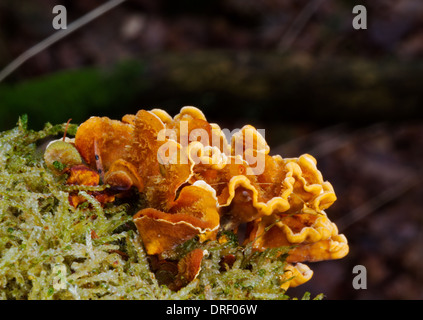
68;106;348;291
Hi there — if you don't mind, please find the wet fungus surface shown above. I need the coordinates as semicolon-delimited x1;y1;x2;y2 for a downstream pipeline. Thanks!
44;106;349;292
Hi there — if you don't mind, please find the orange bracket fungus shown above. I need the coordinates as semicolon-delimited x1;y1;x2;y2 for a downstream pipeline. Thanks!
45;106;349;292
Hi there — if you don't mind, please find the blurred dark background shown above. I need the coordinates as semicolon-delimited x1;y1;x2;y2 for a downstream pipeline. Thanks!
1;0;422;299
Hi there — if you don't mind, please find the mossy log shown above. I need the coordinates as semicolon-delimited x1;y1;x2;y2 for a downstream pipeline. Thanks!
1;51;422;130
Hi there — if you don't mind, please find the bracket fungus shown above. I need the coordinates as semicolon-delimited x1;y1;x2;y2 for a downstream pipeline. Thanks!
44;106;349;293
133;185;220;255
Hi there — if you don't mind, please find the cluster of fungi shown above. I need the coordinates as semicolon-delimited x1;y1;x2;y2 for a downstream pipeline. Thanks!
44;106;348;292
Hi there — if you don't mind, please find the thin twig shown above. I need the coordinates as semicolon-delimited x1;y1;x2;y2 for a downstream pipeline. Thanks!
0;0;127;83
335;173;419;232
278;0;326;52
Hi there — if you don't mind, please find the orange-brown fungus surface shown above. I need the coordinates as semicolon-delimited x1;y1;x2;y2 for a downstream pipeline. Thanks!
49;106;348;291
75;116;134;172
65;164;115;208
66;164;100;186
174;248;204;289
133;185;219;255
